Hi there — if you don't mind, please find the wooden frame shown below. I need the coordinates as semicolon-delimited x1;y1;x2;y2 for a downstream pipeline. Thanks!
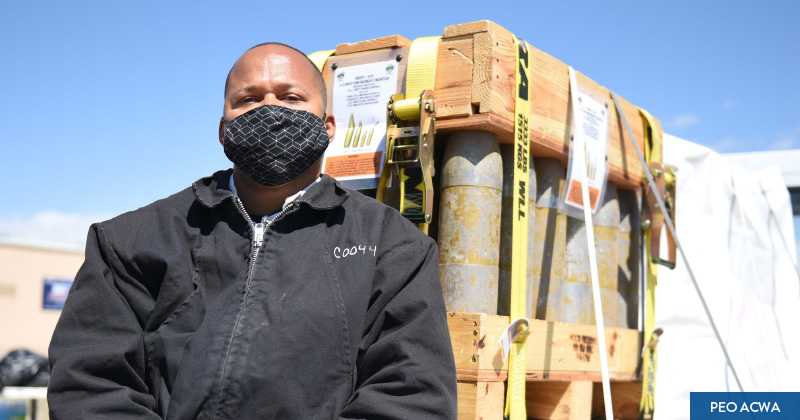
320;20;663;190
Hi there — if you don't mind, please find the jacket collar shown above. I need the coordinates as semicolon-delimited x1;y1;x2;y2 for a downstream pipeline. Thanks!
296;174;350;210
192;169;349;210
192;169;235;207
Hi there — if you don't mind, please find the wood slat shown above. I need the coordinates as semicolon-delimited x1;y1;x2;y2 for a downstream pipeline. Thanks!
448;313;640;382
457;378;643;420
443;20;512;39
335;35;411;55
526;380;593;420
434;36;475;119
457;381;505;420
592;381;643;420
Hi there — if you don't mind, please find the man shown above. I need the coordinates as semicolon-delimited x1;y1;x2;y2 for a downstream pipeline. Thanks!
48;43;458;419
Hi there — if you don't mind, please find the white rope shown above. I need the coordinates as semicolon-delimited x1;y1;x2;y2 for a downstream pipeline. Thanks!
569;67;613;420
610;92;744;392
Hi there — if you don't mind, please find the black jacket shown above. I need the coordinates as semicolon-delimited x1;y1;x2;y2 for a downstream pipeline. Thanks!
48;170;457;419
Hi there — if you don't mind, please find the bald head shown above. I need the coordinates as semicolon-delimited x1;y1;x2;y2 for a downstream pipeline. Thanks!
224;42;327;111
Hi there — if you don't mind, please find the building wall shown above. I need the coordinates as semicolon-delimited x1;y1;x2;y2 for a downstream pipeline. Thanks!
0;241;84;357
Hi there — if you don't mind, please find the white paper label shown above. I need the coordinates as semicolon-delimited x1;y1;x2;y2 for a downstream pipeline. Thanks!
564;67;609;213
321;60;399;189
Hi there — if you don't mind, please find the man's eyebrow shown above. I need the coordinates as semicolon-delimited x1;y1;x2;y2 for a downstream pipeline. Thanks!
229;85;258;97
274;82;312;94
230;82;312;98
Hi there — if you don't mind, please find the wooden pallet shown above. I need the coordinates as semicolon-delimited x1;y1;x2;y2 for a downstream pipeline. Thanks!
448;313;642;420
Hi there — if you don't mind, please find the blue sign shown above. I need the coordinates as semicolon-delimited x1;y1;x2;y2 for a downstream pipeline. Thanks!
43;278;73;310
0;401;27;418
691;392;800;419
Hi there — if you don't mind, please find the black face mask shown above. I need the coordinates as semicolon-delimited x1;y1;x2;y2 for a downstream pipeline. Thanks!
223;105;330;186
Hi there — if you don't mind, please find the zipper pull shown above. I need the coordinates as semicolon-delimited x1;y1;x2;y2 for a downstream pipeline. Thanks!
253;223;265;247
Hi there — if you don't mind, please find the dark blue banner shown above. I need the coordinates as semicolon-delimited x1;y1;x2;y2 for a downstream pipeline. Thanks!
691;392;800;419
43;278;73;310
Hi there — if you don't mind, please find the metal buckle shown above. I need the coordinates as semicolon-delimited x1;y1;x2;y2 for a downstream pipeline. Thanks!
643;163;677;269
384;90;436;225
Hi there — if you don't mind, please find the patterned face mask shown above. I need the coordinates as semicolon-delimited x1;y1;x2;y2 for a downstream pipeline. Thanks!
223;105;330;186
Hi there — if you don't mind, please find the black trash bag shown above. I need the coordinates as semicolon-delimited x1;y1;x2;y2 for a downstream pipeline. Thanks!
0;349;49;390
24;369;50;387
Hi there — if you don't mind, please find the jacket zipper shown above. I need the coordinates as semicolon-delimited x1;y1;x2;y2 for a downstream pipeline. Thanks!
214;197;297;419
235;197;296;287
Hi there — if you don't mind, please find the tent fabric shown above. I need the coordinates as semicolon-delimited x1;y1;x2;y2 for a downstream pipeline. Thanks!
655;134;800;419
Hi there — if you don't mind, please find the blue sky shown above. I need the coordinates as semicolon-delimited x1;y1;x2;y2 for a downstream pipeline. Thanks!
1;1;798;244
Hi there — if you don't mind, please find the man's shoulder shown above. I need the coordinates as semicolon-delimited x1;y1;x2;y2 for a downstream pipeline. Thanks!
106;186;194;224
99;170;228;236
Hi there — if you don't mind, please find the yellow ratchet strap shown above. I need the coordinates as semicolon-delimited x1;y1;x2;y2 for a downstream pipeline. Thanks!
639;107;662;420
504;35;532;420
306;49;335;72
377;36;440;233
404;37;440;103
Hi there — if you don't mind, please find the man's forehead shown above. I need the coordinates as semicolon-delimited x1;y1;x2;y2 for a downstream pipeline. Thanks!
223;42;327;111
230;45;314;82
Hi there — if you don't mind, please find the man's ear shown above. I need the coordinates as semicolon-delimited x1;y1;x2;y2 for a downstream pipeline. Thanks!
218;117;225;146
325;113;336;143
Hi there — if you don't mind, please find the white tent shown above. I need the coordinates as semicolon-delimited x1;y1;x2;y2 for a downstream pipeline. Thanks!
654;134;800;418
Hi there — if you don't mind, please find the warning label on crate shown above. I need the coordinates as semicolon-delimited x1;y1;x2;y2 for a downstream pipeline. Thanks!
324;152;383;178
322;59;399;189
566;179;600;209
563;67;609;214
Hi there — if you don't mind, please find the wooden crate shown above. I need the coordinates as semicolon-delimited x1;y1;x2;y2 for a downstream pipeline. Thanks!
322;24;654;418
322;20;662;191
448;313;642;419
